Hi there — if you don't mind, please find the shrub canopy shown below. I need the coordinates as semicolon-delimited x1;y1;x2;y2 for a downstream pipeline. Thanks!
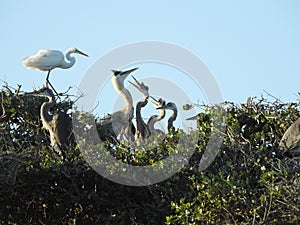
0;85;299;224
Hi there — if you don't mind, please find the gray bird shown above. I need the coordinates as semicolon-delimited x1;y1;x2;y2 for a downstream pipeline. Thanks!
157;102;178;131
104;67;138;142
128;75;150;140
147;98;166;136
26;87;75;158
279;117;300;157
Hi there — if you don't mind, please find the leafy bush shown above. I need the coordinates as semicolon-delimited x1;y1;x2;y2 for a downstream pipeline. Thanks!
166;98;300;224
0;85;299;224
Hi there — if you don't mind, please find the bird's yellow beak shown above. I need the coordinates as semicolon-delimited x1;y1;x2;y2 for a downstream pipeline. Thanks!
76;49;89;57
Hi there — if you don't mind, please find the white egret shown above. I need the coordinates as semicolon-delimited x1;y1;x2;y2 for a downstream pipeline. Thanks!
23;48;88;95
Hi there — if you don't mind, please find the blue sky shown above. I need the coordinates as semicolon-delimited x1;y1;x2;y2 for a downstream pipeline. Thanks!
1;1;300;127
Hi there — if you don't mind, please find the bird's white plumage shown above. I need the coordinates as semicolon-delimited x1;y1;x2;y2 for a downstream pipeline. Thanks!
23;48;88;95
22;48;88;72
23;49;66;71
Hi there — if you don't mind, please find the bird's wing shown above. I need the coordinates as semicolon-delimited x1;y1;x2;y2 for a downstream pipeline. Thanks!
23;49;64;71
98;114;112;126
279;118;300;151
51;112;75;150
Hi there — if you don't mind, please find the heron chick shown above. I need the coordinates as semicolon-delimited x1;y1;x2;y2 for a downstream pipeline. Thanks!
157;102;178;131
25;87;75;159
110;67;139;142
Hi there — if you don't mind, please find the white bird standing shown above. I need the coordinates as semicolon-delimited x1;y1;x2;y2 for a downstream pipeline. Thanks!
23;48;88;95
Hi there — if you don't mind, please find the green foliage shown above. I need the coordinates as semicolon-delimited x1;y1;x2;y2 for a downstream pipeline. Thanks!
166;97;300;225
0;85;299;224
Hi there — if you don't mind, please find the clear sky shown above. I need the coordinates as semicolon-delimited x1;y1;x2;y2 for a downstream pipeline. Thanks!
1;1;300;125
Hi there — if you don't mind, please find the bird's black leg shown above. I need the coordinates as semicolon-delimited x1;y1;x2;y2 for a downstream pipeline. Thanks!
45;71;50;88
47;80;59;96
46;70;60;98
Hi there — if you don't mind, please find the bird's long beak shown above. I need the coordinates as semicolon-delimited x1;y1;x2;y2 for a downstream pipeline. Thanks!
186;115;198;121
128;75;141;90
76;49;89;57
128;75;144;92
120;67;139;77
129;75;150;98
148;96;160;106
111;67;138;78
131;75;141;86
25;87;49;95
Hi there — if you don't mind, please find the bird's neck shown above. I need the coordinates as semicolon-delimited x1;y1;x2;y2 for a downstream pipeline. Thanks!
147;108;165;131
120;87;133;114
158;108;166;121
60;51;75;69
136;98;148;114
136;98;148;132
112;76;133;118
147;115;157;131
40;97;55;125
168;109;177;130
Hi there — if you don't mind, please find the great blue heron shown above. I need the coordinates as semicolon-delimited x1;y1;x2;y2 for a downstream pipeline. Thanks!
109;67;138;141
157;102;178;131
279;117;300;157
129;76;167;141
23;48;88;95
147;98;166;136
96;114;119;143
128;75;150;140
25;87;75;159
